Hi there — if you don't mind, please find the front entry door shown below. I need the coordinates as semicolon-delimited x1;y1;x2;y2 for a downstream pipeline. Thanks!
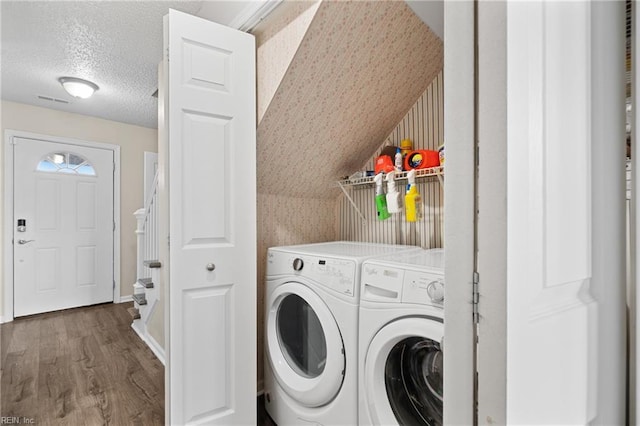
13;137;114;317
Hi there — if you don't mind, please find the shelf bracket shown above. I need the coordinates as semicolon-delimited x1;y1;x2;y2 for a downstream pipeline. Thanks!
337;181;367;223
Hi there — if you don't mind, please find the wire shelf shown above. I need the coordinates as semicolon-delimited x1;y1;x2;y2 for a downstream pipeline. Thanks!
336;166;444;222
337;165;444;187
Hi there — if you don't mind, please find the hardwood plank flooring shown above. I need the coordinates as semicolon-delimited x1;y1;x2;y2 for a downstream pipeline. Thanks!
1;302;164;425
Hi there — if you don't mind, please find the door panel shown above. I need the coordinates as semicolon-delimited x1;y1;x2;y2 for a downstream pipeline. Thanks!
180;111;232;246
505;3;597;423
474;1;609;424
182;286;232;421
13;137;114;317
164;9;256;425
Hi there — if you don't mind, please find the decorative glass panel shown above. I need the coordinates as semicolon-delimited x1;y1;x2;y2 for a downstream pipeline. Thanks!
68;153;85;167
36;152;96;176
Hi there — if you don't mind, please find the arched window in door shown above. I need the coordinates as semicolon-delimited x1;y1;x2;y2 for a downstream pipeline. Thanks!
36;152;96;176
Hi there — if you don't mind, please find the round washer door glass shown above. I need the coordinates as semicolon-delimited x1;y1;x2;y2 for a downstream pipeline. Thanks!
277;293;327;378
364;317;443;426
385;336;442;425
266;281;345;407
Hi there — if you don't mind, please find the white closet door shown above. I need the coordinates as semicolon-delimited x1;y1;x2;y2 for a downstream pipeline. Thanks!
164;9;257;425
477;1;625;424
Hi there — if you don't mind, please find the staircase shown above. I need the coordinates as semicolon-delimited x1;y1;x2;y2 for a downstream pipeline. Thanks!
130;171;165;363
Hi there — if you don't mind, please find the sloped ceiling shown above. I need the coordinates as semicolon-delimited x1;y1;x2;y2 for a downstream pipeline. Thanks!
257;0;443;199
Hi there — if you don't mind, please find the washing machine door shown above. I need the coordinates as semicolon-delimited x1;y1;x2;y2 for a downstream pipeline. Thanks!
266;281;345;407
364;317;443;425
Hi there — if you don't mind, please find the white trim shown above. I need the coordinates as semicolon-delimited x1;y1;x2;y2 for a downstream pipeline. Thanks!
3;129;121;322
443;2;476;425
118;295;133;303
228;0;283;32
131;322;166;365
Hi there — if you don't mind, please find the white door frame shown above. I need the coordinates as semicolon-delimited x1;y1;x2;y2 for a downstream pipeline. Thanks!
443;1;476;425
3;129;121;323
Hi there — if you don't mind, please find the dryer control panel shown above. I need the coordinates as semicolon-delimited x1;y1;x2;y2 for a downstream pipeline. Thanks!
267;251;357;297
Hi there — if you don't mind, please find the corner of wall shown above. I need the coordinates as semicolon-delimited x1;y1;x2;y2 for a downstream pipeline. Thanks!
255;0;321;123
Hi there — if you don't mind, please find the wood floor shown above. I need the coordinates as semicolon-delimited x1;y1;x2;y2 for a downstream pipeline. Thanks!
1;302;164;425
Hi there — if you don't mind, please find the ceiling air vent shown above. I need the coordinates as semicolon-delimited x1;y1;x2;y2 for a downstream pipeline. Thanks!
37;95;70;104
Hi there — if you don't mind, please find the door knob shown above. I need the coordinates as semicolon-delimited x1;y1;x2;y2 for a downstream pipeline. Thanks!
206;263;216;271
17;239;34;245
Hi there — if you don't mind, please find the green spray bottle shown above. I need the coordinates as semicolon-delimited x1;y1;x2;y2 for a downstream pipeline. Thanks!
374;172;391;221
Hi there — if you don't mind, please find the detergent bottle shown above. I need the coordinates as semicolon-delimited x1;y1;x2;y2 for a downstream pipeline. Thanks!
394;148;403;172
386;170;403;213
405;170;422;222
374;172;391;220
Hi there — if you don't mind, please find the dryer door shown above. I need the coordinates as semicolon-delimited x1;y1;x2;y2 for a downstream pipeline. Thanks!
364;317;444;425
266;281;345;407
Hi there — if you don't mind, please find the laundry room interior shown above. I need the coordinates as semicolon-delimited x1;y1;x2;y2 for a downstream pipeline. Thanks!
2;0;631;424
252;0;444;394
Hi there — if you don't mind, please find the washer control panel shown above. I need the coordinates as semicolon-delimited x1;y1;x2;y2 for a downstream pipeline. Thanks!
361;263;444;306
402;270;444;306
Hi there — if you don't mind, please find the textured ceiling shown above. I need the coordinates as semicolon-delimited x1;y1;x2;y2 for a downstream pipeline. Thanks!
257;0;443;199
0;1;255;129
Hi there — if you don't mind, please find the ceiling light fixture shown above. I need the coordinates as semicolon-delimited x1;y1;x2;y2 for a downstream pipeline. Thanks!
58;77;99;99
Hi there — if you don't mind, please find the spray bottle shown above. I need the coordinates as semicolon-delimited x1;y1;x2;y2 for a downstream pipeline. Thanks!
394;148;403;172
405;169;422;222
374;172;391;221
386;170;403;213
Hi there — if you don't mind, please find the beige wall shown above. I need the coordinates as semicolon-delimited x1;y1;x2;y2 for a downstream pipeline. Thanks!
1;101;158;319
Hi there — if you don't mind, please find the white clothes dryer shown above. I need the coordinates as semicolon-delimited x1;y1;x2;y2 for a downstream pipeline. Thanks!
263;241;422;426
358;249;445;426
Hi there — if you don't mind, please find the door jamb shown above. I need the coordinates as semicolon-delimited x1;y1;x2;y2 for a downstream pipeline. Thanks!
3;129;121;323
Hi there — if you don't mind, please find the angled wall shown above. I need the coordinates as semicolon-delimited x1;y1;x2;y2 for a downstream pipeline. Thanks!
257;0;443;199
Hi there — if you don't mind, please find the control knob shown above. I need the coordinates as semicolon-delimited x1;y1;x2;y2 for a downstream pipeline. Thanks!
427;279;444;303
293;258;304;271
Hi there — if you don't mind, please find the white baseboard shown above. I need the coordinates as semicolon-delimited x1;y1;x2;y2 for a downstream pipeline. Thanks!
0;315;11;324
118;295;133;303
145;331;166;365
131;322;166;366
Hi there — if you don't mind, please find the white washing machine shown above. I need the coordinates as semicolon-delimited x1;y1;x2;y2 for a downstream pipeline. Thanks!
358;249;445;426
264;241;422;426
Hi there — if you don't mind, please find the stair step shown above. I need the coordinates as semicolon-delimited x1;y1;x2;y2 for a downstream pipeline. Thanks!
144;260;162;268
137;278;154;289
132;293;147;306
127;307;141;320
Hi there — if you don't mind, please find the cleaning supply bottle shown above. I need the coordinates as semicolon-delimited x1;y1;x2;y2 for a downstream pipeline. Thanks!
394;148;403;172
386;170;403;213
374;172;391;221
400;138;413;159
405;169;422;222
